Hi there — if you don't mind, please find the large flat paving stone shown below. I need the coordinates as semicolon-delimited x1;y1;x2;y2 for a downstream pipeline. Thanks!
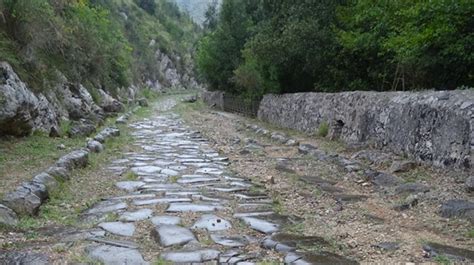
98;222;135;237
151;215;181;226
133;197;192;206
240;216;279;234
0;251;49;265
193;214;232;231
160;249;220;263
210;234;248;247
167;203;224;212
152;224;196;247
131;166;162;175
86;245;148;265
285;251;359;265
85;200;128;215
115;181;145;192
119;209;153;221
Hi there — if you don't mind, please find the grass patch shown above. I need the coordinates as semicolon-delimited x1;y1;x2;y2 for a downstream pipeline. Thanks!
124;171;139;181
399;167;432;183
154;258;173;265
272;197;284;214
317;121;329;137
466;228;474;238
172;98;206;117
434;255;451;265
169;175;179;183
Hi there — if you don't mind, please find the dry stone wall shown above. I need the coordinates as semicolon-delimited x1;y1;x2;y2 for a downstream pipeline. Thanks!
258;90;474;171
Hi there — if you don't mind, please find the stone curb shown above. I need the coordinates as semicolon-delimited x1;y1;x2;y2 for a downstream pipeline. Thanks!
0;126;121;225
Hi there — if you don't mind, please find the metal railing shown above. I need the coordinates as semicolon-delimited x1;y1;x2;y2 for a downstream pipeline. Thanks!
222;94;261;117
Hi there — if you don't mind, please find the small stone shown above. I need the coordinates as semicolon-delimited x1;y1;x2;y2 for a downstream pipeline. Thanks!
373;242;400;251
55;149;89;170
32;172;58;192
465;176;474;193
87;140;104;153
389;160;417;173
393;194;419;211
45;166;70;181
210;234;248;247
0;204;18;226
137;98;149;107
57;144;66;150
395;183;430;195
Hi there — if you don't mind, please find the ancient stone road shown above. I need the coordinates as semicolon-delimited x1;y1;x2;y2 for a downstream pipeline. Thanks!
82;101;358;264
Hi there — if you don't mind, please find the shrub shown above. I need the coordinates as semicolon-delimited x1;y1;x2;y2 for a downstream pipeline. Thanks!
317;121;329;138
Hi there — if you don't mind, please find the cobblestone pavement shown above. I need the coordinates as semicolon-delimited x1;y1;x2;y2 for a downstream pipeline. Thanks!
82;100;358;264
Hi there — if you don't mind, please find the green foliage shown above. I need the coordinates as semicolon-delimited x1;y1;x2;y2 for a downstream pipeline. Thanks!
0;0;200;95
135;0;156;15
317;121;329;138
196;0;473;98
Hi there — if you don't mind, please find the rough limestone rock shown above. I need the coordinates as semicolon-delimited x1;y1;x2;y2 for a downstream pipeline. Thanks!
138;98;149;107
2;182;47;216
0;61;39;136
0;251;49;265
45;166;70;181
55;149;89;170
0;204;18;226
87;140;104;153
94;127;120;143
33;93;60;136
439;200;474;222
59;83;104;123
389;160;417;173
258;91;474;170
98;89;124;113
32;172;58;192
182;94;197;103
67;119;96;138
465;176;474;193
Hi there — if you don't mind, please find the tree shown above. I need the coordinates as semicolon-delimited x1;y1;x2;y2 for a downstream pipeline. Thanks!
135;0;156;15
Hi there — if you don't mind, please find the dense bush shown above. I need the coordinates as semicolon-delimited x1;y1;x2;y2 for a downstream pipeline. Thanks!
196;0;473;99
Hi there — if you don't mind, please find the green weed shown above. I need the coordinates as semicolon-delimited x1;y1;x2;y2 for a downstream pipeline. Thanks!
317;121;329;138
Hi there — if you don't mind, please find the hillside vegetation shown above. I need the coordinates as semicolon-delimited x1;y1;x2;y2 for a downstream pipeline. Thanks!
0;0;200;95
196;0;473;99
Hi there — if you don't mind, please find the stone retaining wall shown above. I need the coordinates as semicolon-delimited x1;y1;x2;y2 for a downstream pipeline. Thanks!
258;90;474;171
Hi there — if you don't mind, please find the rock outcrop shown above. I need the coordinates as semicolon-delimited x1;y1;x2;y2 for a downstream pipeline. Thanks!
258;90;474;171
0;62;40;136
